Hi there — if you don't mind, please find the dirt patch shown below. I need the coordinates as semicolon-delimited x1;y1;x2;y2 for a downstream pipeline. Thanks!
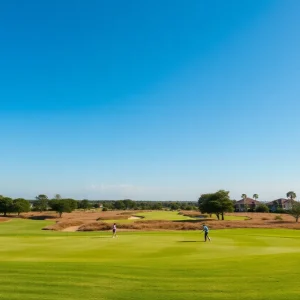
62;226;80;232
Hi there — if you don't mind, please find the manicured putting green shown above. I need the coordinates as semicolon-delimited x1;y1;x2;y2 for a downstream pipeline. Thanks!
0;219;300;300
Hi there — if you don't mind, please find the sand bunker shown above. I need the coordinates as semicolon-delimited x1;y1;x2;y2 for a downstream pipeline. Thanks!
128;216;143;220
62;226;80;232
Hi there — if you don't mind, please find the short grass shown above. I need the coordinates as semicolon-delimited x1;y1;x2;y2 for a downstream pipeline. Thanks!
128;211;246;221
0;219;300;300
105;210;197;223
135;211;196;220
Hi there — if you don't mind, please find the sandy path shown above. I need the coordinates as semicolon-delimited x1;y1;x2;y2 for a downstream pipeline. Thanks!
62;226;80;232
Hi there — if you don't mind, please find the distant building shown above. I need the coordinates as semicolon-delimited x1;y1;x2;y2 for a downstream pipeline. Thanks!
265;198;293;212
234;198;261;212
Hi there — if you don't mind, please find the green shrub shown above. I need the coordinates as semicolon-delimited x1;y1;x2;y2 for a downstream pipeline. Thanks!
102;207;108;211
274;215;283;221
255;204;269;213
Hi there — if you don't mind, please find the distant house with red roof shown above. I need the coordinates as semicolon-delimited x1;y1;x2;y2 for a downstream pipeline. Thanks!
234;198;261;212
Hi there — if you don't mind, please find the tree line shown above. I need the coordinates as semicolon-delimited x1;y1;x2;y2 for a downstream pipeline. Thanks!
0;194;197;217
2;191;300;222
101;199;197;211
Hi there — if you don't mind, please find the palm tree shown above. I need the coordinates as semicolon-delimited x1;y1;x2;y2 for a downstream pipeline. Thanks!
287;191;296;201
241;194;247;212
287;191;296;209
253;194;259;201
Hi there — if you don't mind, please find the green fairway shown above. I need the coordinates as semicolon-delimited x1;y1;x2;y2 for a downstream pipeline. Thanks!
135;210;196;220
0;219;300;300
105;210;197;223
134;211;247;221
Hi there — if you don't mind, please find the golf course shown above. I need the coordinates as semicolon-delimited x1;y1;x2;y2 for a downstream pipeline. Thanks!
1;217;300;300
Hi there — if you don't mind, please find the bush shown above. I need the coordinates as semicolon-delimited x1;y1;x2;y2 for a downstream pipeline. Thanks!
255;204;269;213
275;208;285;214
102;207;108;211
274;215;283;221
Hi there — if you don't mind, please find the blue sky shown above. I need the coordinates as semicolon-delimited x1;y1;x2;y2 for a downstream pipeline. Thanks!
1;0;300;201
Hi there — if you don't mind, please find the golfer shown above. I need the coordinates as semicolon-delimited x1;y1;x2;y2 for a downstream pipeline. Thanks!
112;223;117;238
201;224;211;242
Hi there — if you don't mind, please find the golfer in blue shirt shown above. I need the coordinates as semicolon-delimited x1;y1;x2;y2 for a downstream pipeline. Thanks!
202;224;211;242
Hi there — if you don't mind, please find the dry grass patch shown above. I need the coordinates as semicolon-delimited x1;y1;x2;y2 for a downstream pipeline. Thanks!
43;220;85;231
78;222;113;231
0;217;10;222
79;220;203;231
20;211;300;231
179;210;207;218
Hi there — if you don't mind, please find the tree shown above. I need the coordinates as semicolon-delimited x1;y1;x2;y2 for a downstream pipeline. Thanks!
64;198;78;211
92;202;101;209
170;202;180;210
198;190;234;220
13;198;31;216
114;200;126;210
253;194;259;201
241;194;248;212
0;197;13;216
255;204;269;213
287;191;296;201
54;194;62;200
287;201;300;222
153;202;163;210
198;193;215;217
34;194;48;212
48;199;77;217
123;199;136;210
79;199;91;210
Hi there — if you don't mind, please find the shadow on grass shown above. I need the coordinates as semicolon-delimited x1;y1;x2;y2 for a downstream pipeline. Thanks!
28;215;57;220
173;220;204;223
90;236;114;239
177;240;203;243
269;220;295;224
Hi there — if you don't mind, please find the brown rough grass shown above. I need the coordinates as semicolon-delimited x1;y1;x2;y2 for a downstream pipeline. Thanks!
43;220;85;231
179;211;207;218
18;210;300;231
22;210;136;221
0;217;10;222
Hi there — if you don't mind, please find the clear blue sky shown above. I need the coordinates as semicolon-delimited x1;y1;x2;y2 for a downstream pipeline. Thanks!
1;0;299;201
